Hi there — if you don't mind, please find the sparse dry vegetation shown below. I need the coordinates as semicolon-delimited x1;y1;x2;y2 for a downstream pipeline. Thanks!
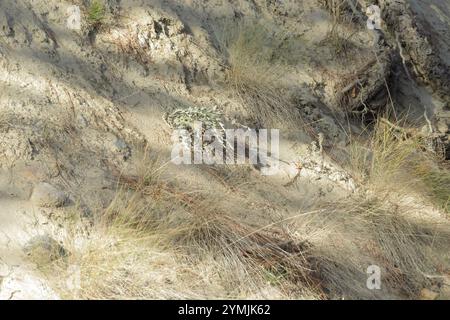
350;118;422;187
1;0;449;301
300;197;449;299
415;161;450;214
321;0;358;57
34;142;450;299
349;116;450;216
215;19;298;128
39;152;320;299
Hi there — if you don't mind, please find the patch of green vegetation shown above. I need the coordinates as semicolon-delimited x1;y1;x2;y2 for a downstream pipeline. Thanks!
87;0;106;28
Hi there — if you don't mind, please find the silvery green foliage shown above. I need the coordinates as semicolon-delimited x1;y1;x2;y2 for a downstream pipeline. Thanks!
164;106;223;130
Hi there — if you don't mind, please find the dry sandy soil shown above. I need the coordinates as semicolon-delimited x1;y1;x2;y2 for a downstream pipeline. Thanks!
0;0;449;299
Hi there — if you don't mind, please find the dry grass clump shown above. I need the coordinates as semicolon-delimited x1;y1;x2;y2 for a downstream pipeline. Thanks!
29;147;450;299
414;161;450;214
37;150;322;299
214;19;298;128
319;0;364;61
321;0;358;59
36;145;450;300
0;110;14;130
349;119;422;187
37;181;450;299
300;196;450;299
319;0;348;20
349;117;450;214
30;136;450;299
324;22;358;58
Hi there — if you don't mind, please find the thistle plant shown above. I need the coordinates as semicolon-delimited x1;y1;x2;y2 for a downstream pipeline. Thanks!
164;106;223;131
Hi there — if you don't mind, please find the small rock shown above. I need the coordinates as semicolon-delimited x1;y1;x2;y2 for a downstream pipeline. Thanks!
31;182;67;208
114;138;128;151
114;138;131;160
419;288;439;300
